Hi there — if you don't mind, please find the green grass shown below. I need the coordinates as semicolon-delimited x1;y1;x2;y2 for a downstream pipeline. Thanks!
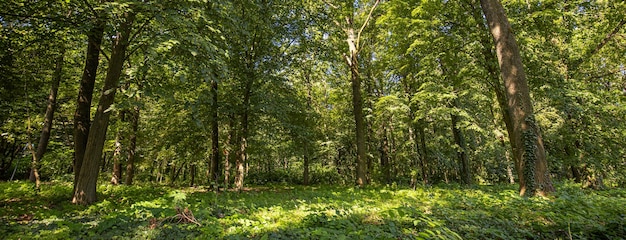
1;181;624;239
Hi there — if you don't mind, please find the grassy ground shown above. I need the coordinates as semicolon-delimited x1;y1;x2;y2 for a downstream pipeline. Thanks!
1;181;624;239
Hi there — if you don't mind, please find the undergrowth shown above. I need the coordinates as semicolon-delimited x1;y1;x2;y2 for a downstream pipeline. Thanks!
0;181;624;239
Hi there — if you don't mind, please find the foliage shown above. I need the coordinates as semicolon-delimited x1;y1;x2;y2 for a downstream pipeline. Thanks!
1;181;625;239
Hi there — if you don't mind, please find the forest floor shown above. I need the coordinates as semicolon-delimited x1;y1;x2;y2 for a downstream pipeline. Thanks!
1;180;625;239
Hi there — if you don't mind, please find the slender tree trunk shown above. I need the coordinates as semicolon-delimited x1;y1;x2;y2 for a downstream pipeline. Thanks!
171;163;184;184
110;129;122;185
450;102;470;185
480;0;554;196
303;70;313;185
29;48;64;187
223;114;235;188
345;24;368;186
73;12;135;205
303;149;310;185
125;104;139;185
190;164;196;187
379;125;391;184
418;120;429;184
74;20;105;193
210;77;220;187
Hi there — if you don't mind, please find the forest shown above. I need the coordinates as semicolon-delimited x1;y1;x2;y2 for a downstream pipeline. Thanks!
1;0;625;239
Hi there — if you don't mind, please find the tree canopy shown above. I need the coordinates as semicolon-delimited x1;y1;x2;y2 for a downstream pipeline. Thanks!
1;0;625;201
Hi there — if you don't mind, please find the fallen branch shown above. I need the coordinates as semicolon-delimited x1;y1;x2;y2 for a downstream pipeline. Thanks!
151;207;202;228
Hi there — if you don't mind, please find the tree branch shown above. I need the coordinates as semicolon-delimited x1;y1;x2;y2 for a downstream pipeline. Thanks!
573;18;626;70
321;0;339;9
356;0;381;50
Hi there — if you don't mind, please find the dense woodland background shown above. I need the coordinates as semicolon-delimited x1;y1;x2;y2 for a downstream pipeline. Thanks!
1;0;625;204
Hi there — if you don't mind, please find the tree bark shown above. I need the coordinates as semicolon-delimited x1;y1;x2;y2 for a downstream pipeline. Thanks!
418;120;429;184
223;114;235;188
450;101;471;185
303;70;313;185
480;0;554;196
110;129;122;185
379;126;391;184
73;12;135;205
210;77;220;187
344;23;368;186
28;48;64;188
73;20;105;193
190;164;196;187
235;70;253;191
125;103;139;185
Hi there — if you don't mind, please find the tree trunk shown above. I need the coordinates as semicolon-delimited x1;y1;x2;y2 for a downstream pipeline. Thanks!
190;164;196;187
379;126;391;184
73;20;105;193
450;103;471;185
303;150;310;185
223;114;235;188
345;24;368;186
235;70;253;191
210;77;220;187
303;70;313;186
480;0;554;196
418;120;429;184
73;12;135;205
171;163;184;184
125;104;139;185
469;0;517;185
110;129;122;185
29;48;64;188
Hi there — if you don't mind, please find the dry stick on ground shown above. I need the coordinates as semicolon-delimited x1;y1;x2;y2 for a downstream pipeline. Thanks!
158;207;202;227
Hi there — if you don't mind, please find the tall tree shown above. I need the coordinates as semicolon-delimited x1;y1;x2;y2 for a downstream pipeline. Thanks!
326;0;381;186
125;103;139;185
73;10;135;204
480;0;554;196
73;12;105;192
210;74;220;187
28;47;65;189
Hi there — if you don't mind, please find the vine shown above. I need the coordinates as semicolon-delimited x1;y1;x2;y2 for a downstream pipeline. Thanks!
522;115;538;197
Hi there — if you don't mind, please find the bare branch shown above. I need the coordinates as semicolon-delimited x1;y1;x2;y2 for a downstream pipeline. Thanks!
356;0;381;50
321;0;339;9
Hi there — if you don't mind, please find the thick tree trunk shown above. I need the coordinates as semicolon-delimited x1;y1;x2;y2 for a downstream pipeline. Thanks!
29;48;64;187
235;70;253;191
73;12;135;205
480;0;554;196
470;1;516;183
73;20;105;193
125;105;139;185
210;78;220;187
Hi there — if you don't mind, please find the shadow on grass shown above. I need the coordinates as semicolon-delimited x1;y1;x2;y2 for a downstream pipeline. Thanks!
1;181;624;239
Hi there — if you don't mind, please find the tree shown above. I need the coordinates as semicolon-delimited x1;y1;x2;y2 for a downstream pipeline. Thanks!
480;0;554;196
73;10;136;204
73;6;105;192
28;47;65;190
324;0;381;186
